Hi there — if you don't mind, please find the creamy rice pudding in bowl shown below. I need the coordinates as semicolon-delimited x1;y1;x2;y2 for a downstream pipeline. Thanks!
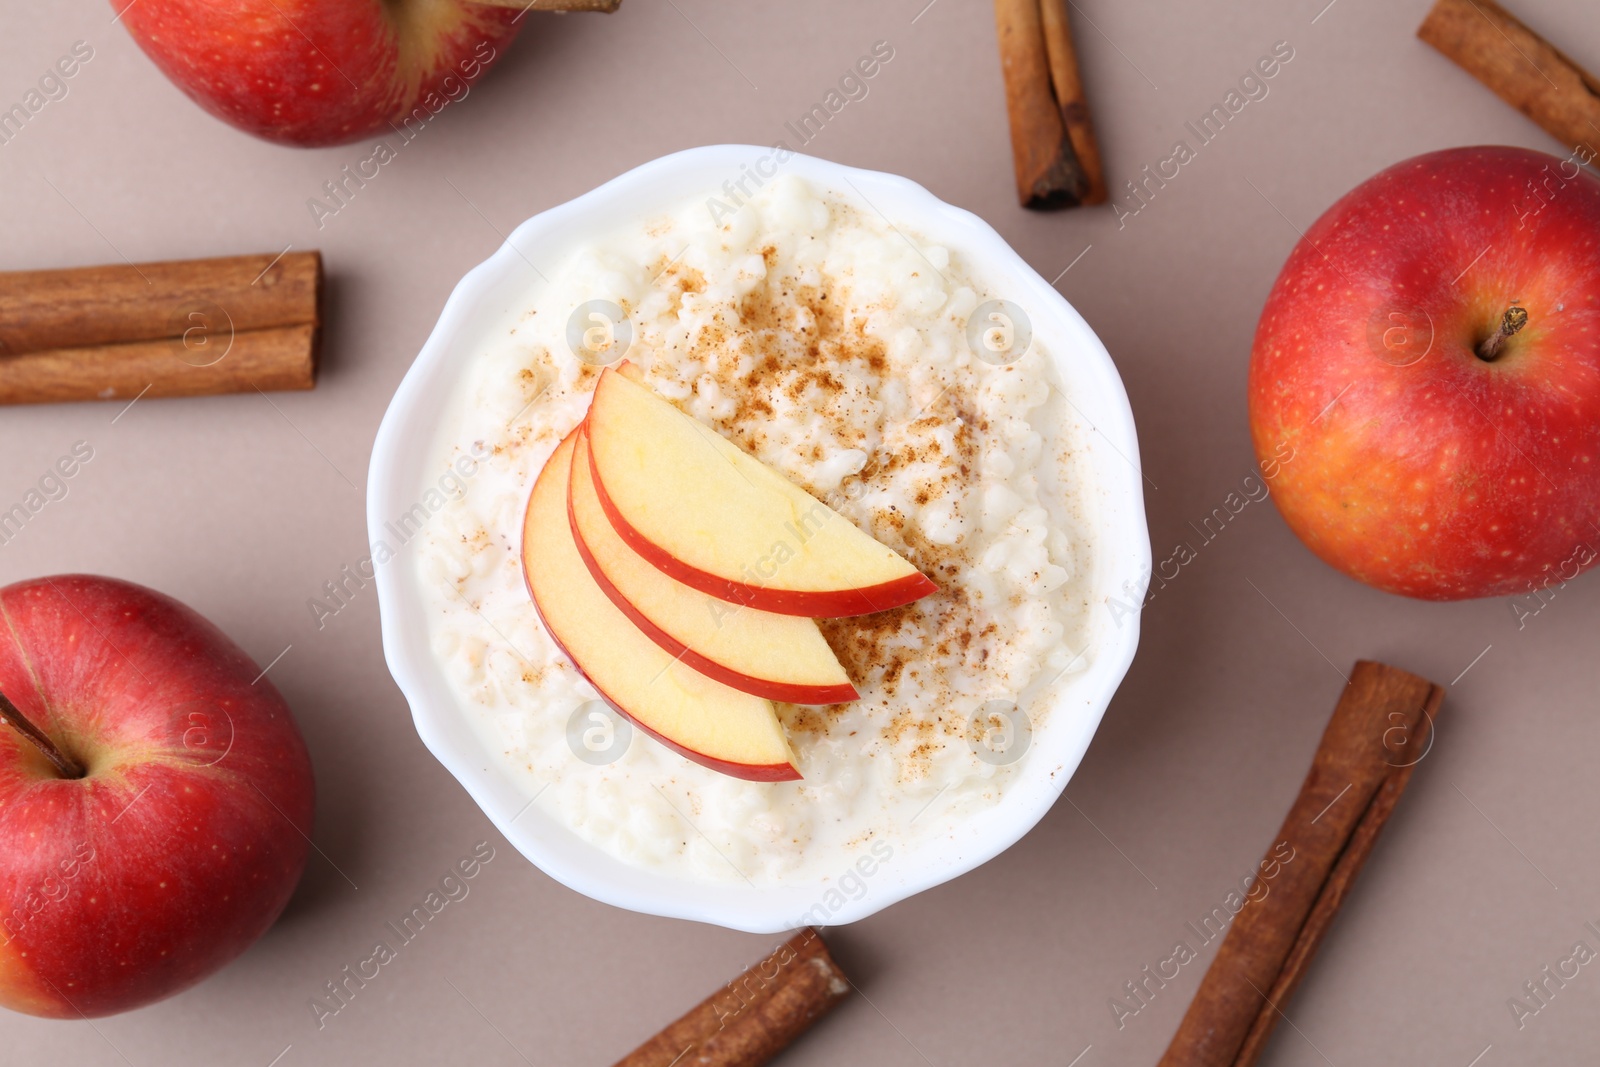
369;146;1149;933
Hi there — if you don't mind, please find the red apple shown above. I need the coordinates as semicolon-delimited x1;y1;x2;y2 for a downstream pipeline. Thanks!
1249;145;1600;600
114;0;525;147
0;574;315;1018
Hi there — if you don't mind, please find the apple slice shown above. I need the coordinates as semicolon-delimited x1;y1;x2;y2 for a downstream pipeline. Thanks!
568;428;857;705
584;368;939;616
523;431;800;782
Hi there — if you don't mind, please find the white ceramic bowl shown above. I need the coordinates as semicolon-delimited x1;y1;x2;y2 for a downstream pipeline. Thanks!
369;145;1150;933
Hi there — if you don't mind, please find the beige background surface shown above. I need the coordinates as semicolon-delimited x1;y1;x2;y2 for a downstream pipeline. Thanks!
3;0;1599;1063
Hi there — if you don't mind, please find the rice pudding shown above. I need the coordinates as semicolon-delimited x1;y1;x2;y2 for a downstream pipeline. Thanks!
412;173;1098;885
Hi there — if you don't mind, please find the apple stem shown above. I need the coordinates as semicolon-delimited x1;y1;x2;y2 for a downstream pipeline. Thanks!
0;689;86;780
1477;305;1529;362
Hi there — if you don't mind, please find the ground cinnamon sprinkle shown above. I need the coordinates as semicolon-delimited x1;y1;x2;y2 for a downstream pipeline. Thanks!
425;178;1092;881
645;260;1000;749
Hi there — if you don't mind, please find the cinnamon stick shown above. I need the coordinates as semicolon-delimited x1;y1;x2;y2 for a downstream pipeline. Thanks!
1418;0;1600;163
0;252;320;356
0;325;317;406
994;0;1107;209
0;252;320;405
1229;755;1426;1065
611;928;850;1067
1157;661;1445;1067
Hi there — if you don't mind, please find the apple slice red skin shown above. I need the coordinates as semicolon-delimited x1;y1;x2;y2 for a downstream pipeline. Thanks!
522;432;801;784
566;431;858;705
521;577;802;783
581;423;939;618
0;574;314;1019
